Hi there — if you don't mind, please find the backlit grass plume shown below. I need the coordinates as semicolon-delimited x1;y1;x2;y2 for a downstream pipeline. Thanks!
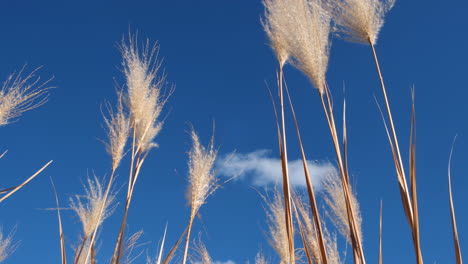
264;189;293;264
182;129;219;264
0;67;49;126
103;92;130;172
332;0;395;45
262;0;332;93
120;35;167;153
0;228;16;263
321;172;362;245
70;176;117;264
70;177;116;239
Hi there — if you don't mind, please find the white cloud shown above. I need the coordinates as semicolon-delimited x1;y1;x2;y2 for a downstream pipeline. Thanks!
213;261;236;264
217;150;336;189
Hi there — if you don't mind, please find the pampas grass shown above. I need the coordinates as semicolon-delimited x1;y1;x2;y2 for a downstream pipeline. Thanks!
182;129;219;264
0;228;17;263
0;67;50;126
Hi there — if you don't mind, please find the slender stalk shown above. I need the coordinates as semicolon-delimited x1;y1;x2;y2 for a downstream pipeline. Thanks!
277;64;295;264
284;80;327;264
319;86;365;264
369;41;423;264
369;42;414;223
181;214;195;264
448;140;463;264
51;180;67;264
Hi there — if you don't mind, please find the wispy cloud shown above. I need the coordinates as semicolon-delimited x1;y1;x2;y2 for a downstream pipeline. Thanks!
213;261;236;264
217;150;336;189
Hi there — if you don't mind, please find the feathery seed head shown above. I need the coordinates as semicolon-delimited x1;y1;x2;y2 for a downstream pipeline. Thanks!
287;0;332;93
262;0;332;92
0;228;16;262
192;239;212;264
332;0;395;44
255;252;269;264
262;0;293;66
120;35;168;152
104;92;130;171
70;176;117;238
321;172;362;244
0;67;50;126
186;129;218;217
265;189;290;264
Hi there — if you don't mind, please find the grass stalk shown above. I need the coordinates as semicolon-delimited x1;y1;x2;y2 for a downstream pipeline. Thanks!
277;64;295;264
369;41;423;264
448;139;463;264
51;179;67;264
0;160;53;203
318;86;365;264
181;214;195;264
284;80;328;264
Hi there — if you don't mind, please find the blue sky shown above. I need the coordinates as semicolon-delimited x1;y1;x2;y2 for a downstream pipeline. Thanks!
0;0;467;263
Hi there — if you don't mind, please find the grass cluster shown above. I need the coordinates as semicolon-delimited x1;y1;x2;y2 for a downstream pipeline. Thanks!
0;0;464;263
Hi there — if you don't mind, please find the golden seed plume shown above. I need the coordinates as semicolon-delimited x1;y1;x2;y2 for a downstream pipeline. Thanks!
262;0;332;92
331;0;395;44
0;67;50;126
0;228;17;262
186;129;219;217
103;92;130;171
321;172;362;244
192;238;212;264
69;176;117;238
264;189;292;264
120;34;168;152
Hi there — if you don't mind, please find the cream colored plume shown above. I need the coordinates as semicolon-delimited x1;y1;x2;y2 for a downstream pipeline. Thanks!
70;176;117;238
186;129;218;216
0;67;49;126
103;92;130;171
321;172;362;244
332;0;395;44
120;35;168;152
262;0;332;93
0;228;16;262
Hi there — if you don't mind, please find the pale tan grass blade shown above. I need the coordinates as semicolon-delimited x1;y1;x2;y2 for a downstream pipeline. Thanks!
0;160;53;203
285;79;328;264
292;198;314;264
162;227;188;264
319;87;365;264
448;137;463;264
156;224;168;264
409;89;423;264
51;179;67;264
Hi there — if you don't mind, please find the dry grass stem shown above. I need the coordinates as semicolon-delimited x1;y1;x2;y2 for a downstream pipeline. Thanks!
0;67;50;126
0;160;53;203
286;80;328;264
332;0;395;44
378;201;383;264
51;179;68;264
448;139;463;264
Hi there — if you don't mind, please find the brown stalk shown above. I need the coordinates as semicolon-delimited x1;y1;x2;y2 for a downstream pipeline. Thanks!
162;227;188;264
181;213;196;264
370;41;423;263
0;160;53;203
409;89;423;264
292;199;314;264
319;86;365;264
284;79;328;264
448;138;463;264
277;64;296;264
51;179;67;264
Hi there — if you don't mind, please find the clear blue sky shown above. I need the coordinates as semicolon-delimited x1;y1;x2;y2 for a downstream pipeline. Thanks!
0;0;467;263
